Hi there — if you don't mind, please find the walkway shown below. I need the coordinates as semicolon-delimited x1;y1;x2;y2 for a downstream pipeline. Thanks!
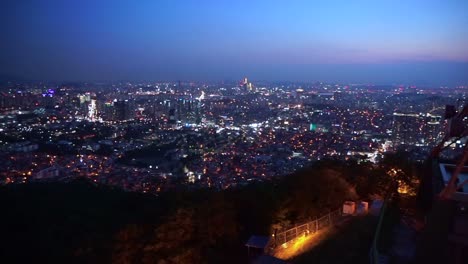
273;216;352;260
273;225;335;260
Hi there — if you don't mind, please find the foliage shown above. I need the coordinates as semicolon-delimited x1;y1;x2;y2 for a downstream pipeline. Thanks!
380;151;420;196
0;156;418;263
271;165;358;231
292;216;377;264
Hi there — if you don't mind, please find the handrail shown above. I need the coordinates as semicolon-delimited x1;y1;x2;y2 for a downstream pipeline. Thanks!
370;198;389;264
272;208;341;248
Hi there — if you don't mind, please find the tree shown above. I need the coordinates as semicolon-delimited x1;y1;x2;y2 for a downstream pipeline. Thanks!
113;191;241;264
142;208;201;264
380;151;419;196
272;165;358;229
112;224;147;264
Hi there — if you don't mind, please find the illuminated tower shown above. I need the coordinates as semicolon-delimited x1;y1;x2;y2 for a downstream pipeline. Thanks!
392;113;421;149
87;99;98;121
241;77;254;92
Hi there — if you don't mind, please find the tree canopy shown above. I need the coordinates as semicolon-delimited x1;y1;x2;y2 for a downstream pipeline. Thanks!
0;157;413;263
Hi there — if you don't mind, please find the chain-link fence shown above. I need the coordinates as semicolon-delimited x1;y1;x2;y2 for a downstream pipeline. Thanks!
271;208;342;247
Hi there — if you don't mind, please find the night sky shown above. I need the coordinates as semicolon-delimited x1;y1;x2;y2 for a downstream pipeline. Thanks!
1;0;467;85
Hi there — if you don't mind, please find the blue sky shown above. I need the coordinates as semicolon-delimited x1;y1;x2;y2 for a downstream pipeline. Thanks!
1;0;467;84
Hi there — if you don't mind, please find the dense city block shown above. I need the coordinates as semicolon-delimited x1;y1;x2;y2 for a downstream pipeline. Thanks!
1;80;465;193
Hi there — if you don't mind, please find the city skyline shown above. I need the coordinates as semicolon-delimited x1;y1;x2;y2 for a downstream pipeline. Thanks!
1;0;468;85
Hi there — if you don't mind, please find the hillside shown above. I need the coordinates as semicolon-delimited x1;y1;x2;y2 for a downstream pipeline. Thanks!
0;160;393;263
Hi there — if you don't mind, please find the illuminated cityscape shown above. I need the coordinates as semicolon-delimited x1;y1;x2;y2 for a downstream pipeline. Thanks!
2;80;464;192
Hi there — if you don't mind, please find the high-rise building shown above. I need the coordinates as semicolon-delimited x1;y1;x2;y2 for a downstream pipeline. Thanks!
168;108;176;125
392;113;421;148
87;98;98;121
241;77;255;92
392;112;442;148
113;100;130;121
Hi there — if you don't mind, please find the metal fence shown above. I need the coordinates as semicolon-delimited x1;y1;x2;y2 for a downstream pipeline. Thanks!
271;208;342;247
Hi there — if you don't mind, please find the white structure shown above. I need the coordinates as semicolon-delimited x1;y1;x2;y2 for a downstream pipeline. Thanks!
342;201;356;215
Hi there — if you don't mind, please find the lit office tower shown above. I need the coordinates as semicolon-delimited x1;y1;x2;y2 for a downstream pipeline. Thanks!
392;112;423;148
113;100;130;121
169;108;176;122
87;99;98;121
0;93;6;108
425;116;442;146
78;93;91;117
168;108;176;127
241;77;254;92
177;100;182;121
101;101;114;121
79;93;91;104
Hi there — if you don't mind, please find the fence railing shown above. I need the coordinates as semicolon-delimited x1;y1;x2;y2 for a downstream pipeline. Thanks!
369;198;388;264
271;208;342;248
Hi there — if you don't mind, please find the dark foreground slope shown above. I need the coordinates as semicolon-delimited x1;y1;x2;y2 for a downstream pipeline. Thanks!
292;216;377;264
0;180;167;263
1;179;297;263
0;160;391;264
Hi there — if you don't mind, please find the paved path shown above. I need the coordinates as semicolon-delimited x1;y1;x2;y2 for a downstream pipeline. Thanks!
272;216;352;260
273;225;335;260
390;218;417;263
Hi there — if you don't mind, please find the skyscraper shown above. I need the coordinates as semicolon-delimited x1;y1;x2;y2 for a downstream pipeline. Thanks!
113;100;130;121
87;98;98;121
241;77;254;92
